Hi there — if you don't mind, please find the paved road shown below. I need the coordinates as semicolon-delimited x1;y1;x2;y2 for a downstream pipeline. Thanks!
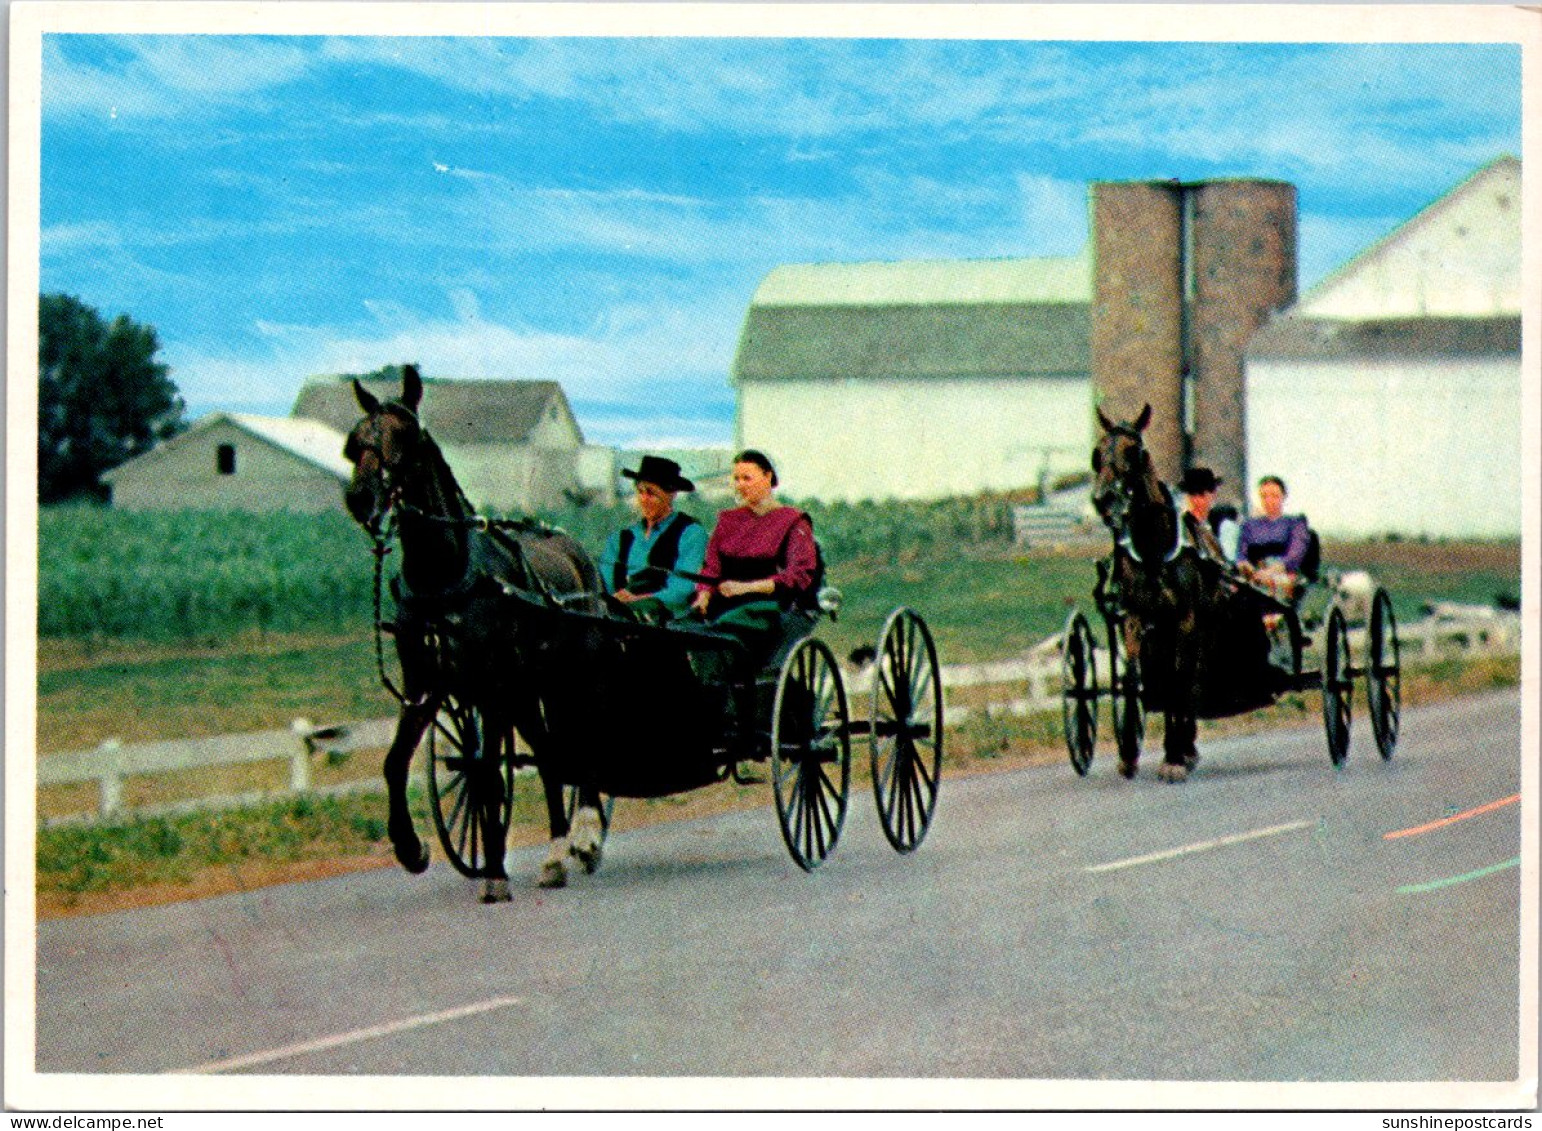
35;691;1524;1086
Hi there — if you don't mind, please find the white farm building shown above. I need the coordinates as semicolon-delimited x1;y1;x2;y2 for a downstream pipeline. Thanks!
1245;157;1523;539
105;376;617;514
731;257;1092;502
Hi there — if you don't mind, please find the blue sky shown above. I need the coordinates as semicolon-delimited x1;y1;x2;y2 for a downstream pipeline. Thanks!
39;33;1522;446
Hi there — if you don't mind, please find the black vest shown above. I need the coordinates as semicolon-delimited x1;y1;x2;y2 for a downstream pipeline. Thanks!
613;512;700;593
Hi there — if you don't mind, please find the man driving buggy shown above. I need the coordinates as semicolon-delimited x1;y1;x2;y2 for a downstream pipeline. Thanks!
599;455;707;624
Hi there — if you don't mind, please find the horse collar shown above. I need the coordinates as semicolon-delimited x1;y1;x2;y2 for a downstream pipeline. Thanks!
1118;490;1189;566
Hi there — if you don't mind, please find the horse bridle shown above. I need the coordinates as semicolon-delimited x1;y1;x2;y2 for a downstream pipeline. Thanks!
345;403;423;534
1093;427;1188;566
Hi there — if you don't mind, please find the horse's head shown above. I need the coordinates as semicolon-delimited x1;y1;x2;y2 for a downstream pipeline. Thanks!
343;364;425;533
1091;403;1153;532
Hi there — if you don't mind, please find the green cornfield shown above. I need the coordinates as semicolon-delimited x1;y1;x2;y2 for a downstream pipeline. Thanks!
38;505;377;641
36;494;1033;644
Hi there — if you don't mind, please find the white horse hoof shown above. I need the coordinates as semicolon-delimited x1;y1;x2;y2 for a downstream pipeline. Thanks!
539;838;569;888
482;878;512;903
538;860;567;889
569;807;604;874
1157;762;1190;783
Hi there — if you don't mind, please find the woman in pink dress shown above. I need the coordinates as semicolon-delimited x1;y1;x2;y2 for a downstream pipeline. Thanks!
690;450;819;663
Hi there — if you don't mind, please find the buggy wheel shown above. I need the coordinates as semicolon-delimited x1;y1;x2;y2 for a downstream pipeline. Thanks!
1366;588;1401;760
871;608;944;854
771;637;851;871
1322;606;1353;768
426;695;514;878
1274;607;1305;680
1106;615;1144;765
1061;610;1099;775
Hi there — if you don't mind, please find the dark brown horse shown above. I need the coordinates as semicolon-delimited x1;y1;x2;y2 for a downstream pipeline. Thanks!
1091;405;1216;782
343;365;609;900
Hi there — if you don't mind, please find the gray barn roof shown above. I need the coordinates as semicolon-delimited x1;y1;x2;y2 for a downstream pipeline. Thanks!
293;376;580;445
1248;315;1521;360
733;256;1092;383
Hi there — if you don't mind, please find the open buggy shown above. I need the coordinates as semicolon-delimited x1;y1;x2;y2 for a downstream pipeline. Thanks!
1060;554;1403;774
1061;406;1402;780
424;588;946;876
344;367;945;901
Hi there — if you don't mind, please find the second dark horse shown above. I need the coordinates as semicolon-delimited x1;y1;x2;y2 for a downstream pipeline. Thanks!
343;365;609;900
1091;405;1275;782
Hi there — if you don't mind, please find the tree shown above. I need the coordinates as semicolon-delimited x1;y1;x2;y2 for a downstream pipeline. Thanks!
38;294;186;503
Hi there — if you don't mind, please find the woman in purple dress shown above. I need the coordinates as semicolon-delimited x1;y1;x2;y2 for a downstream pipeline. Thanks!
1236;475;1312;599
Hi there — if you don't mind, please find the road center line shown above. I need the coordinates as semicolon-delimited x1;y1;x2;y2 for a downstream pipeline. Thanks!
1384;793;1520;840
1397;857;1521;895
169;993;527;1075
1085;819;1315;874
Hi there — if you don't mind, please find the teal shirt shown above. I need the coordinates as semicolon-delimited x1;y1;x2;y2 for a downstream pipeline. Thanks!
599;511;707;618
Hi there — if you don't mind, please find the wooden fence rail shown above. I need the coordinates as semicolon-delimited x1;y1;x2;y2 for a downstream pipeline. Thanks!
37;610;1520;826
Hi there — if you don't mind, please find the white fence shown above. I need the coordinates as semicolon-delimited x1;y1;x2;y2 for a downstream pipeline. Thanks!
37;609;1520;826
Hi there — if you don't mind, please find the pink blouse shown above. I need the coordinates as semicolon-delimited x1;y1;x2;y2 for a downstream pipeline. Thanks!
697;505;819;600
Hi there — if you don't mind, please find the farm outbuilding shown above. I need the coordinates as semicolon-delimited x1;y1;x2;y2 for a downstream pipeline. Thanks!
293;375;617;512
1244;156;1522;539
106;375;619;515
731;257;1093;502
102;413;352;513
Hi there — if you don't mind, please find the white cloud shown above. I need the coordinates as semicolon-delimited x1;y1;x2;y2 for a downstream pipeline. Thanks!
42;35;315;119
166;287;745;413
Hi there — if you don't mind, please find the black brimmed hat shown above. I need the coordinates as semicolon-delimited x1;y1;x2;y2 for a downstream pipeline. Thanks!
622;454;694;493
1178;467;1222;495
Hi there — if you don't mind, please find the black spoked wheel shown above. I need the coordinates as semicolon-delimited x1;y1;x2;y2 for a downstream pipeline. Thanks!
871;607;944;854
771;637;851;872
1106;615;1143;766
1322;606;1353;768
1275;607;1306;681
1061;610;1099;775
1366;588;1401;760
426;695;514;878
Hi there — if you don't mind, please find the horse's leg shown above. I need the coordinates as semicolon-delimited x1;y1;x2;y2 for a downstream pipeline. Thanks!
1158;609;1200;783
568;784;606;875
1118;617;1142;779
477;708;512;903
535;761;571;888
384;701;435;873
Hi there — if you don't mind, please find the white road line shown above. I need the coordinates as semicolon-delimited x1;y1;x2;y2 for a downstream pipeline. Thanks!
169;993;527;1075
1085;819;1315;874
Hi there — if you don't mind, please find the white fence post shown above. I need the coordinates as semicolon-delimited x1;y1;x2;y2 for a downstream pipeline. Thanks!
98;739;123;819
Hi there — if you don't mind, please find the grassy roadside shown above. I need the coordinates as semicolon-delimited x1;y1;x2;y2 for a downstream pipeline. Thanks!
35;652;1519;919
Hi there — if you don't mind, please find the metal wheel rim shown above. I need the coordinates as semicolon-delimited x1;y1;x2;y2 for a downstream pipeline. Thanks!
1061;611;1098;775
1322;608;1353;768
870;607;944;854
426;696;514;878
771;638;851;871
1367;589;1401;760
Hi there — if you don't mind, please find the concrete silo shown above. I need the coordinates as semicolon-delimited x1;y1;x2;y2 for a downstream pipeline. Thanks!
1092;178;1297;499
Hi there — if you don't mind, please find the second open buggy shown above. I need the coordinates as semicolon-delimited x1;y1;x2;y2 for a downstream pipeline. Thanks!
1061;531;1402;776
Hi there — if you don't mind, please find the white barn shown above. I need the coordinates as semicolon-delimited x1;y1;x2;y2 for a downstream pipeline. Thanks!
731;257;1092;502
1245;156;1522;539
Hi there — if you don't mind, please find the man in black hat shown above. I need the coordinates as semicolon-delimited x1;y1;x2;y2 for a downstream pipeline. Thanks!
1178;466;1228;562
599;455;706;623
